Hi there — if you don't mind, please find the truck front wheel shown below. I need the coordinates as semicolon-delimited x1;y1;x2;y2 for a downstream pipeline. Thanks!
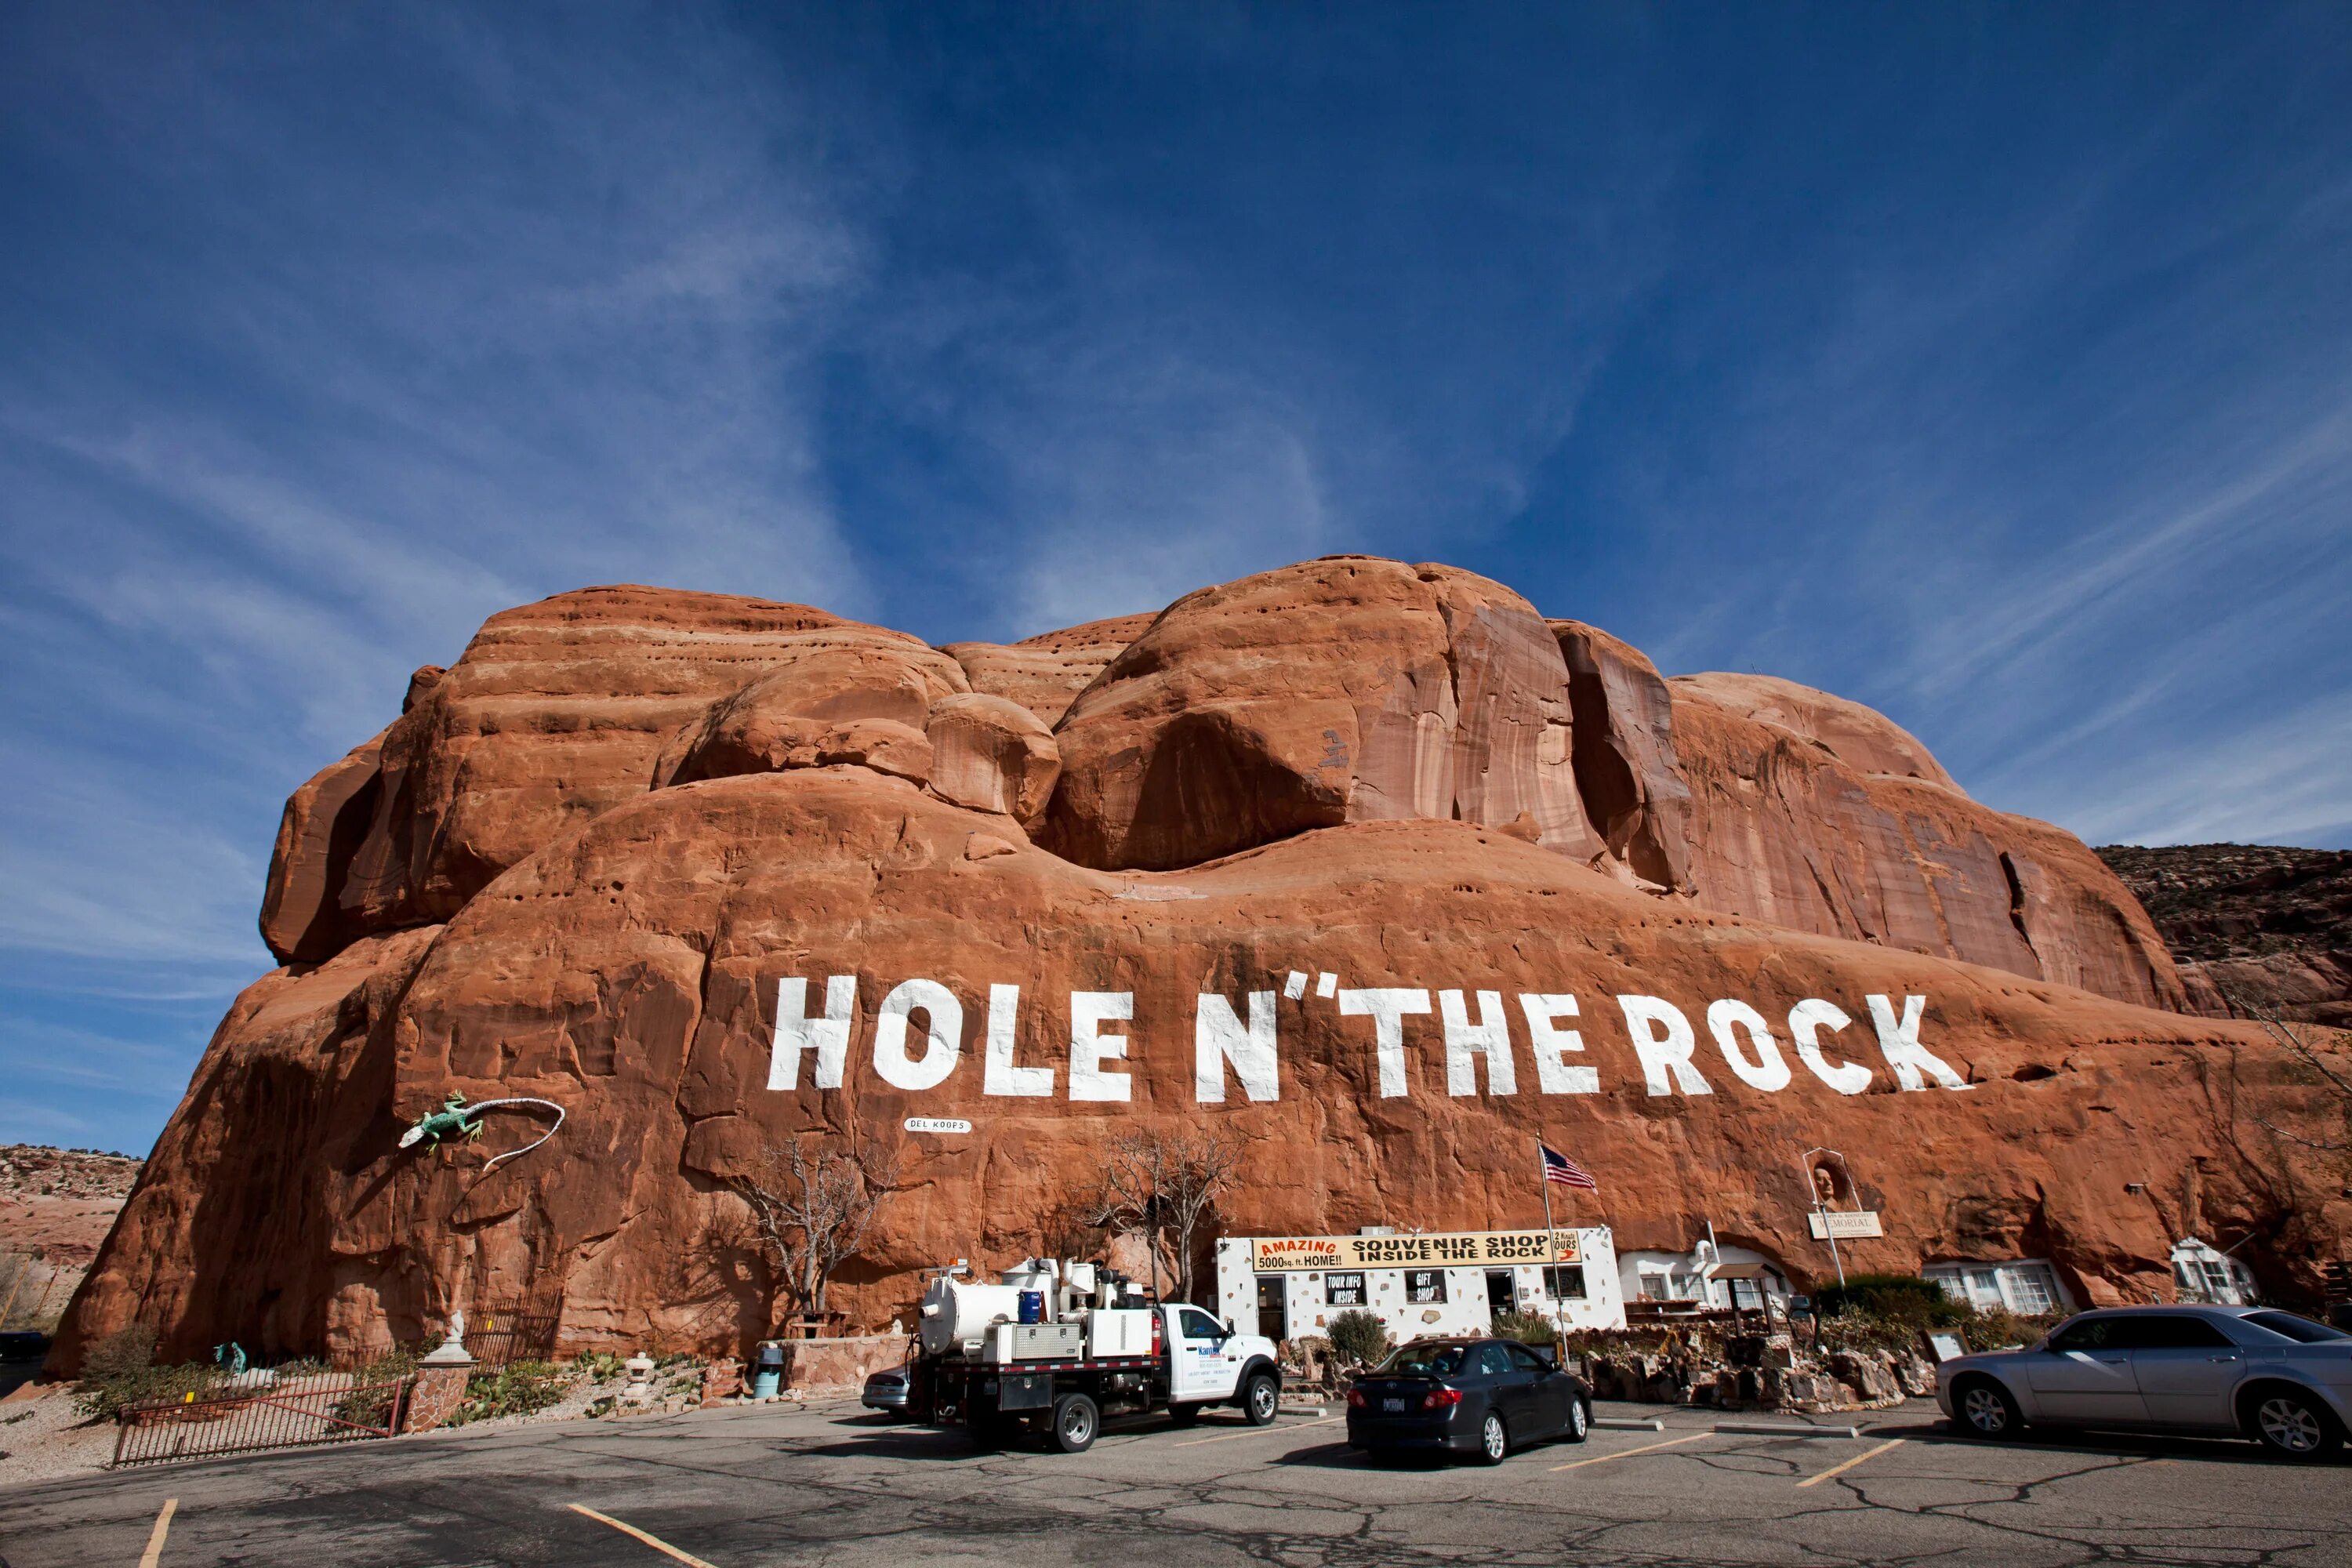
1241;1371;1279;1426
1052;1392;1100;1454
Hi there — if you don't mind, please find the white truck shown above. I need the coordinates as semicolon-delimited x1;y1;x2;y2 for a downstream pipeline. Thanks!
909;1257;1283;1453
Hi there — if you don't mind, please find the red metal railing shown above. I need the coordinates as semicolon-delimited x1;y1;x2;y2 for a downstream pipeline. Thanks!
113;1372;413;1467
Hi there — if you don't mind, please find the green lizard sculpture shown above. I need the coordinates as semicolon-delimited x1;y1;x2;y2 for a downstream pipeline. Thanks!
399;1093;565;1170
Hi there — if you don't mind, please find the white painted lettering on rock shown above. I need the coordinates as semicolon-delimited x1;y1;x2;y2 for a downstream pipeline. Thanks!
765;975;1973;1105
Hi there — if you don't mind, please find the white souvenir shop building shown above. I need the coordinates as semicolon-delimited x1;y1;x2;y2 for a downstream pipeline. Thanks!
1214;1227;1629;1341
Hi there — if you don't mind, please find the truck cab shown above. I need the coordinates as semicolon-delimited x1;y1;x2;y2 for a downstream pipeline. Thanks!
1165;1302;1281;1417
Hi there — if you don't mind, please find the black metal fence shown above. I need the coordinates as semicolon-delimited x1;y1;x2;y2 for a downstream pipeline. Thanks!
466;1302;561;1372
113;1372;413;1467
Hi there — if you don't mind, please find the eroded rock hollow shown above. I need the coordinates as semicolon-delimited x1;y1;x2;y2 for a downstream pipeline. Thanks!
57;558;2348;1368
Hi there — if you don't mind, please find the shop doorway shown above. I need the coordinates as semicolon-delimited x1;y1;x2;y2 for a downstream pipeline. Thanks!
1486;1270;1515;1323
1255;1276;1287;1341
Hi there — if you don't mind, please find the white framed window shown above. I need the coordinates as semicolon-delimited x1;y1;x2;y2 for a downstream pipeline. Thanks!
1544;1265;1586;1301
1998;1265;2058;1316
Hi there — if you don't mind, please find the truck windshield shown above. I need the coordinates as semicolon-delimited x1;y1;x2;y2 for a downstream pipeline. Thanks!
1378;1345;1465;1376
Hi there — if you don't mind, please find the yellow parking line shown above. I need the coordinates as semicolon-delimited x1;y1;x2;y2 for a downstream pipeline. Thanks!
1797;1436;1906;1489
1549;1432;1709;1471
1175;1415;1341;1446
136;1498;177;1568
569;1503;720;1566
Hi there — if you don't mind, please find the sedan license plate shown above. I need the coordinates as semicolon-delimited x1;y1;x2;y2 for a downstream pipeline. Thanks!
1382;1398;1406;1412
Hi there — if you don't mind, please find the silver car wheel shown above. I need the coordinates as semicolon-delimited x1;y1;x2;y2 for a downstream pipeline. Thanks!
1570;1399;1588;1439
2259;1396;2325;1454
1962;1385;2010;1434
1483;1413;1506;1459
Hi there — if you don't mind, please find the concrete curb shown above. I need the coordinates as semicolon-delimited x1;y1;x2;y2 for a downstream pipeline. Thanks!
1714;1421;1863;1439
1593;1417;1664;1431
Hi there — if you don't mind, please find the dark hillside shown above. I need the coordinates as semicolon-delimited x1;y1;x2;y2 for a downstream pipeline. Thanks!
2096;844;2352;1025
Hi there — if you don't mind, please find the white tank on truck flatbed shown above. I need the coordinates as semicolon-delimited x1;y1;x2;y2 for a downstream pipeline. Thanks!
917;1274;1029;1357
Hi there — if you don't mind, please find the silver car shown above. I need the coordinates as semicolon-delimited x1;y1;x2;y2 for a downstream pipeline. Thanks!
1936;1305;2352;1460
862;1367;912;1414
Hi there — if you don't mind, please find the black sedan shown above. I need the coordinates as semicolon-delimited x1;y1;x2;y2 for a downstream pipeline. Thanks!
1346;1337;1592;1464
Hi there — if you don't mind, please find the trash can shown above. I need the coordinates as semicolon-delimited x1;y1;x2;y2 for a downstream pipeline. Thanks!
753;1340;787;1399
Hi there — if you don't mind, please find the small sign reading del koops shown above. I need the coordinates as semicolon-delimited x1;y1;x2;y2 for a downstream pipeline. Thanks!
1249;1228;1584;1271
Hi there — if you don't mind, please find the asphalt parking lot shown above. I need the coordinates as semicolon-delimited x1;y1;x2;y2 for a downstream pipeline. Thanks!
5;1396;2348;1567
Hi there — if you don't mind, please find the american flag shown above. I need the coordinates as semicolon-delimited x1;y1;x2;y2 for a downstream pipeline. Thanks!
1540;1143;1598;1191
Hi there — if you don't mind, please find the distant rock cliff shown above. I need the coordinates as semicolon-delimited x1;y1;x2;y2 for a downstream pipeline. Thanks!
2096;844;2352;1027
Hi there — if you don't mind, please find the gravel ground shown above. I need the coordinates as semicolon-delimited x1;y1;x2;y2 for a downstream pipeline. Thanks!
0;1386;115;1486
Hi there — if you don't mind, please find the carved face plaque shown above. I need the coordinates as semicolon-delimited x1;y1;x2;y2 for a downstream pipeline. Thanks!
1813;1164;1840;1205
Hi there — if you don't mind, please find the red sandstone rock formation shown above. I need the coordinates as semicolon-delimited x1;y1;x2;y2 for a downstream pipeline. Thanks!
53;558;2343;1372
942;612;1157;728
1668;686;2184;1011
1670;671;1962;791
1043;559;1602;870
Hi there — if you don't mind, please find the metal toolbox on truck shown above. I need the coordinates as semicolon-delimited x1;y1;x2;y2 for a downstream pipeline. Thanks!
1085;1308;1152;1358
989;1322;1085;1361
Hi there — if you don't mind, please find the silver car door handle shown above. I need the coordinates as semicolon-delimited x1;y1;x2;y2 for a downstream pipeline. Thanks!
2209;1355;2238;1362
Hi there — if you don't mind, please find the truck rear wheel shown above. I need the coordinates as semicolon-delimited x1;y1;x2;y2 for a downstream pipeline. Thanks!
1242;1371;1279;1426
1052;1392;1100;1454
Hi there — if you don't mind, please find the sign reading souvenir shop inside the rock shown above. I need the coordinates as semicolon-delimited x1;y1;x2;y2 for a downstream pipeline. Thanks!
1248;1228;1585;1272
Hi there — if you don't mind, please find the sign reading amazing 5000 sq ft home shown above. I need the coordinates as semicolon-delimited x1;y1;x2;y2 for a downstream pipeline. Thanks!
1250;1230;1587;1271
765;967;1973;1105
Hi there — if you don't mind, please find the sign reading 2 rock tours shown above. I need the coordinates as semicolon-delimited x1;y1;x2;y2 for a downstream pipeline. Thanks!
769;969;1973;1105
1250;1229;1585;1272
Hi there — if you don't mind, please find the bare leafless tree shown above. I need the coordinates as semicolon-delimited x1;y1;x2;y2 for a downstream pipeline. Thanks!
2229;993;2352;1157
1082;1128;1240;1304
725;1133;904;1326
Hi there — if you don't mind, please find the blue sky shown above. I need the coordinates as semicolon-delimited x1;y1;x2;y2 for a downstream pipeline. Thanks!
3;4;2348;1153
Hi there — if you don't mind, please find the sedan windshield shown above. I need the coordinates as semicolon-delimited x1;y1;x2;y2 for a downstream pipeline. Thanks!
2241;1310;2350;1344
1378;1344;1465;1376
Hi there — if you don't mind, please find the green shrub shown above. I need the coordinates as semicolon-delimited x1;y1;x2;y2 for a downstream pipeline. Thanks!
572;1350;628;1381
335;1345;419;1429
71;1325;223;1419
1326;1310;1392;1367
453;1359;573;1425
1813;1273;1969;1327
1490;1311;1561;1348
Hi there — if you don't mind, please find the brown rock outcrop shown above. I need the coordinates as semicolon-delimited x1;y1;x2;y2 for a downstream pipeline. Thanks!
1671;672;1962;791
258;587;945;961
924;694;1061;826
1043;558;1601;870
1669;686;2185;1011
69;556;2332;1380
2097;844;2352;1025
942;612;1156;728
259;732;385;964
1552;621;1693;892
659;639;966;789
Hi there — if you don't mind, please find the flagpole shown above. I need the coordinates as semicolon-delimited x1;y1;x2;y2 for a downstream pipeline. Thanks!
1537;1138;1568;1348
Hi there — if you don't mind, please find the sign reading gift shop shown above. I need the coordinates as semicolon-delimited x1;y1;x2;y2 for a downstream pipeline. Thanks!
1249;1229;1584;1272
